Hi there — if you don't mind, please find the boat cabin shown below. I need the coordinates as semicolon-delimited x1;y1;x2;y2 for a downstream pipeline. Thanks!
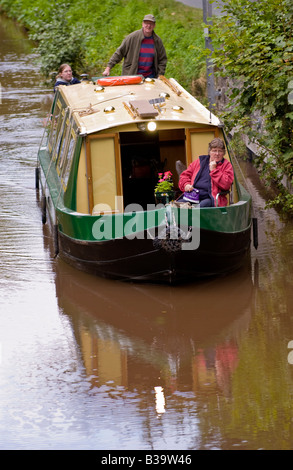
38;75;252;283
44;76;234;216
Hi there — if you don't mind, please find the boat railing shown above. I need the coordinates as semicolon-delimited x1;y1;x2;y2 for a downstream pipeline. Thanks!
215;185;233;207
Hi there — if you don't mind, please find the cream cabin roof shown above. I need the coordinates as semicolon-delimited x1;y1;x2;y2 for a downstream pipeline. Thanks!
58;76;221;135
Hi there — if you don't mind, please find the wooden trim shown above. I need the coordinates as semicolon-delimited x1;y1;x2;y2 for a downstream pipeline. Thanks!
159;75;182;96
187;127;218;134
185;129;192;166
123;101;137;119
85;137;94;214
87;133;117;141
114;134;123;196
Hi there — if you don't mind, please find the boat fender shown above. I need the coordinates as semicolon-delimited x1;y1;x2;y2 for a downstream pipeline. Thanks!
252;217;258;249
35;167;40;190
41;195;46;224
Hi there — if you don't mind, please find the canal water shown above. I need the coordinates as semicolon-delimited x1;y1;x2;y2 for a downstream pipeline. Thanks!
1;15;293;451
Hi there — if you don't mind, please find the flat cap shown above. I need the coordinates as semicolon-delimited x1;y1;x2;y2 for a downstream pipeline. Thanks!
143;14;156;22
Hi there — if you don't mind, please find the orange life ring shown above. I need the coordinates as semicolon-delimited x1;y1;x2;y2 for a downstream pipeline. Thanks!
97;75;143;87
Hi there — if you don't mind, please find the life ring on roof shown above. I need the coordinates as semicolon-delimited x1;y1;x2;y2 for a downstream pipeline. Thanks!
97;75;143;86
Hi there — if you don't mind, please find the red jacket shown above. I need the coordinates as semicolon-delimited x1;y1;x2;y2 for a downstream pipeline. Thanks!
178;155;234;207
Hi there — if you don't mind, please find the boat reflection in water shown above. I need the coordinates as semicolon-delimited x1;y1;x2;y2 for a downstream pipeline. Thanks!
53;247;254;403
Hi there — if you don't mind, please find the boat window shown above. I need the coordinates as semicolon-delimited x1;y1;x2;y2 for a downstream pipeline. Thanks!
52;108;68;162
61;128;77;190
56;118;71;175
47;101;63;153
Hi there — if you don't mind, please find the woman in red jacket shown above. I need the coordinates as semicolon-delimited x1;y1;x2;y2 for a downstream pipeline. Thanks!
178;138;234;207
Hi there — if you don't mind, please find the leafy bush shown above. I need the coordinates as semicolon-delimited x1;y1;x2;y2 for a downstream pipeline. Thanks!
30;3;87;76
210;0;293;153
208;0;293;215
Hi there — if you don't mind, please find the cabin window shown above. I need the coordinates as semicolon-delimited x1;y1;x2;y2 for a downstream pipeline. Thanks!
56;118;71;175
61;128;77;190
47;100;63;153
52;108;68;162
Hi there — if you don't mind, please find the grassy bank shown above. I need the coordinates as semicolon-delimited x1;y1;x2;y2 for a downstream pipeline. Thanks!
0;0;206;96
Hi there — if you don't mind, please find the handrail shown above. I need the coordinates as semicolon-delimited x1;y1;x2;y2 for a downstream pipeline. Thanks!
159;75;182;96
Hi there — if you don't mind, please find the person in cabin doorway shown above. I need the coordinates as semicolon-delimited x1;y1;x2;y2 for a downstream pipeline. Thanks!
178;138;234;207
54;64;80;92
102;14;167;78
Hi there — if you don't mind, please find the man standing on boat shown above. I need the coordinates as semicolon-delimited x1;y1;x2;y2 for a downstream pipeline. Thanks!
102;14;167;78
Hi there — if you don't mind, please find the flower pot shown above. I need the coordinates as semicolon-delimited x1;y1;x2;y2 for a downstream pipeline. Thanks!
154;191;176;205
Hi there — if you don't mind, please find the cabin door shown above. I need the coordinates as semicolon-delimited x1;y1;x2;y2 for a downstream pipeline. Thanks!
86;133;123;214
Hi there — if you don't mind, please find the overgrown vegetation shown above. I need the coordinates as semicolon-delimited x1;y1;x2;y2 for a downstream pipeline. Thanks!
208;0;293;215
0;0;206;97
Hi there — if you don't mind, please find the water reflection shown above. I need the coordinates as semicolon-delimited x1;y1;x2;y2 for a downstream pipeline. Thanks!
53;240;253;396
47;237;254;449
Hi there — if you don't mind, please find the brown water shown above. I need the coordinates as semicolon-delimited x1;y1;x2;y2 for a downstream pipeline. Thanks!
1;15;293;451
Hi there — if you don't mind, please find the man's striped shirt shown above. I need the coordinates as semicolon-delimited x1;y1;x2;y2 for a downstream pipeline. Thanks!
138;37;155;77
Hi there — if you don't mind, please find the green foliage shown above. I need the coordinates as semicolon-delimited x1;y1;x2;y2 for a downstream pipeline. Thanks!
265;190;293;218
208;0;293;215
209;0;293;150
30;2;87;76
252;145;293;217
0;0;205;94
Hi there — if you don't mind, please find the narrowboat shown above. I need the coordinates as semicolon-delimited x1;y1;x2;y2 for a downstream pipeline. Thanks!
36;75;254;284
